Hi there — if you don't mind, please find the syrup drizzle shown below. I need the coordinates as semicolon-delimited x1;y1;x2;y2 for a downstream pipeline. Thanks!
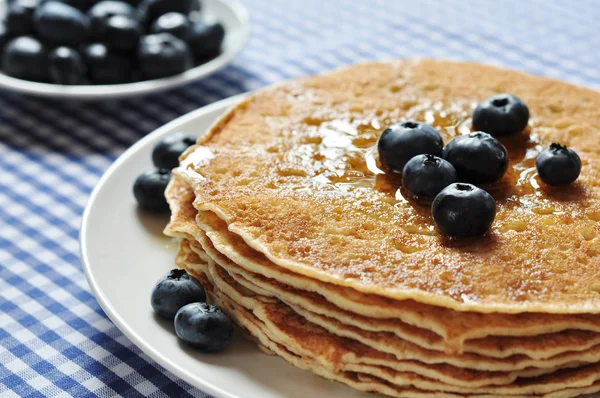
297;100;548;213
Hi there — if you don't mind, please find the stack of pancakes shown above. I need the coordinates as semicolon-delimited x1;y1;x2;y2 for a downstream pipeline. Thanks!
164;60;600;397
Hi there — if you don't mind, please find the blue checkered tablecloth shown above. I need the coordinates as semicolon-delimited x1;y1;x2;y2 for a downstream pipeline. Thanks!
1;0;600;396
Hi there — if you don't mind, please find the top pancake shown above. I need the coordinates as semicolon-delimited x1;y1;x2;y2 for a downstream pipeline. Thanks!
176;59;600;313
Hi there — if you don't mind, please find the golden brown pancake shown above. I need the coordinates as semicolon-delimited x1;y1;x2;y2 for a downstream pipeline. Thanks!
166;176;600;358
165;60;600;397
175;59;600;313
174;241;600;397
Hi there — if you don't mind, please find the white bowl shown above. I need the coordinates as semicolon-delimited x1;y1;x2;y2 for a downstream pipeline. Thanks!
0;0;249;99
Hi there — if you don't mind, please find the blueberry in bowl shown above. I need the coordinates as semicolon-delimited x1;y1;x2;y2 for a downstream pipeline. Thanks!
83;42;133;84
87;0;136;40
187;21;225;61
33;1;91;46
6;0;39;36
55;0;99;11
138;33;192;79
49;46;86;84
151;268;206;319
2;36;50;82
138;0;200;26
104;14;142;52
151;12;192;41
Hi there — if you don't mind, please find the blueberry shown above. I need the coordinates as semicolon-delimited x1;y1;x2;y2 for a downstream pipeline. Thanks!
87;1;136;40
2;37;49;82
33;1;91;46
133;168;171;212
151;12;191;41
55;0;97;11
6;0;39;36
104;15;142;53
49;47;85;84
377;121;443;173
174;302;233;352
83;43;132;84
432;183;496;238
535;143;581;186
151;268;206;319
138;33;192;79
152;132;196;169
0;23;10;51
139;0;200;26
442;132;508;185
402;154;457;199
187;22;225;62
472;93;529;137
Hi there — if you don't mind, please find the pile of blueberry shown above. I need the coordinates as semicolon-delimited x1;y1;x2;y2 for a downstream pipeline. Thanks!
378;93;582;238
133;132;196;212
0;0;225;85
152;268;233;351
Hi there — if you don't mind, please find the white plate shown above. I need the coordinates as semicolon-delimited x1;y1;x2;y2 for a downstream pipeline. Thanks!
80;96;374;398
0;0;249;99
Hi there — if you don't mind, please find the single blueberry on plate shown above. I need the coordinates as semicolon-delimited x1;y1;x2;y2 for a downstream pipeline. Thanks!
6;0;39;36
49;46;85;84
87;0;136;39
104;15;142;52
2;36;50;82
402;154;457;199
83;43;132;84
377;120;443;173
150;12;191;41
432;183;496;238
472;93;529;137
442;131;508;185
139;0;200;26
536;143;581;186
151;268;206;319
33;1;91;46
133;168;171;212
187;22;225;62
174;302;233;352
152;132;196;169
138;33;192;79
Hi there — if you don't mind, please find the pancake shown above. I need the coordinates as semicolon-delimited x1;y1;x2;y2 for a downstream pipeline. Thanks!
187;224;600;372
175;242;600;397
165;177;600;358
192;237;600;360
195;207;600;348
175;59;600;314
212;289;600;398
165;60;600;397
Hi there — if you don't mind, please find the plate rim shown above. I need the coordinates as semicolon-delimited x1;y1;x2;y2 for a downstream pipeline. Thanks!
80;95;244;397
0;0;250;100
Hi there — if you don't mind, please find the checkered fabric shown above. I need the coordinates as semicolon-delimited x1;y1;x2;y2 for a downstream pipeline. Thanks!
1;0;599;396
